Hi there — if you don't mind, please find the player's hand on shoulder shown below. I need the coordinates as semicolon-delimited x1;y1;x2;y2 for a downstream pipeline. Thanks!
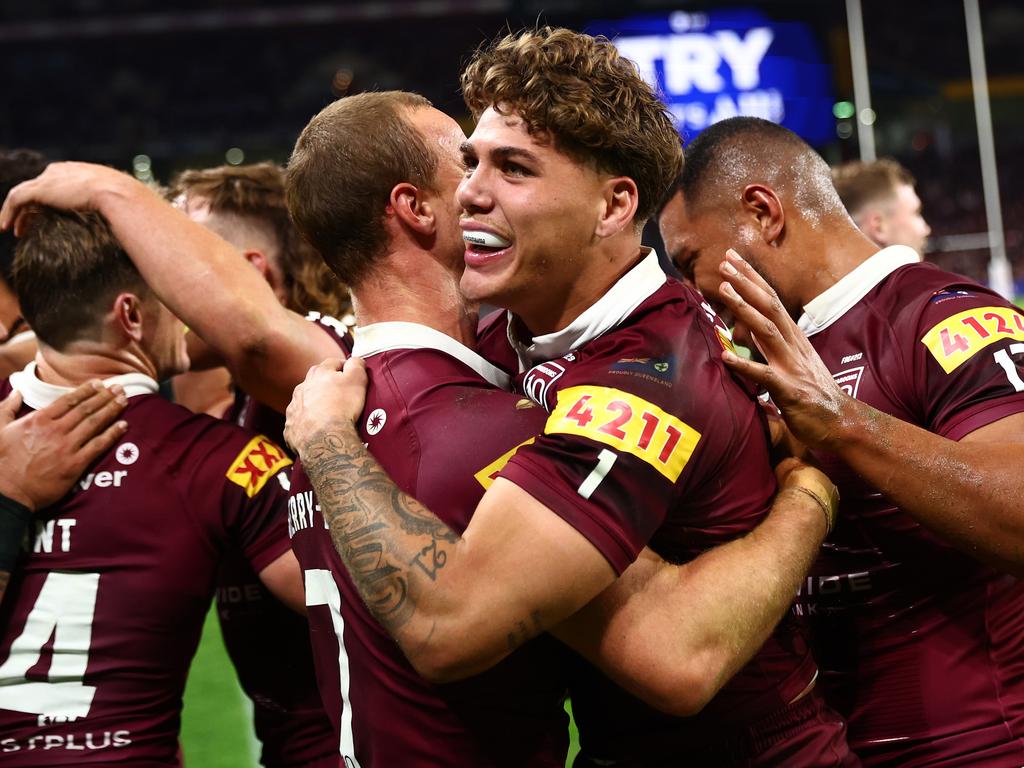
716;249;849;449
0;380;128;510
284;357;367;456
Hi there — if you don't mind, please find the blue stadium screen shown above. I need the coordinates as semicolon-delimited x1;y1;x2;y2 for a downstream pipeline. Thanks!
588;9;835;145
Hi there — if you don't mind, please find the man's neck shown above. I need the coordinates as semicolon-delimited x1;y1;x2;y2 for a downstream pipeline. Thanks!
516;242;646;338
35;344;156;388
790;219;881;309
352;250;478;348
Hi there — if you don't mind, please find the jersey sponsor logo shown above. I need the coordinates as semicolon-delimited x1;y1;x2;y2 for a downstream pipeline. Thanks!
114;442;140;465
928;288;972;305
523;361;566;407
226;435;293;498
832;366;865;398
840;352;863;364
473;438;536;489
609;356;676;385
546;386;700;482
921;306;1024;373
365;408;387;436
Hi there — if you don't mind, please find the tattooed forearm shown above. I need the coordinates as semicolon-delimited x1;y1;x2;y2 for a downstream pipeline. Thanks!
300;421;460;638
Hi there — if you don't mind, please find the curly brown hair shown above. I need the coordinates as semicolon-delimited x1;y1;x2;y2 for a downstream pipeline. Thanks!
170;162;351;319
461;26;682;224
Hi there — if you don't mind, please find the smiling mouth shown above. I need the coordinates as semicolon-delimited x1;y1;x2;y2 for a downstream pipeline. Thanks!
462;230;511;250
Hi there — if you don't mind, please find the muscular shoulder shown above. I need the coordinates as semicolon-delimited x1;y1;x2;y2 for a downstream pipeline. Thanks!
304;311;354;356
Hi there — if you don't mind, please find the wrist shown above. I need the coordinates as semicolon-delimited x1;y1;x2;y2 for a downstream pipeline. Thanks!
0;481;34;512
0;492;32;572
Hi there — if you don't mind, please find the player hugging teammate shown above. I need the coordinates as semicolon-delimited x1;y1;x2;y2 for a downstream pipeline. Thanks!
0;21;1022;768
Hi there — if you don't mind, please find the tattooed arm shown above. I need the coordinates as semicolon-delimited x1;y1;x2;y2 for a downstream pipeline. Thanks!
286;358;617;681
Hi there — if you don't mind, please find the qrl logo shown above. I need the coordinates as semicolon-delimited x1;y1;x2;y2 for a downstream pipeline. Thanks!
523;362;566;409
832;366;865;398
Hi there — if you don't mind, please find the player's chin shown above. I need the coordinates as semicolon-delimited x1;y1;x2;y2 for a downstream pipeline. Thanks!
459;257;516;305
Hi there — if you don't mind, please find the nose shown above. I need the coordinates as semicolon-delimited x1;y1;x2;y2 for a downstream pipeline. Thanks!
457;166;492;214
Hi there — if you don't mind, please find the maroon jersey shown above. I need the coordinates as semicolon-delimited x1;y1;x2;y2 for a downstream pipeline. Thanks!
0;366;293;766
215;312;351;767
478;252;838;764
288;321;569;767
793;246;1024;766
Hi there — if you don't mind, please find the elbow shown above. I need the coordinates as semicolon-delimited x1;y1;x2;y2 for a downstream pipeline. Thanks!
406;644;480;685
633;665;721;718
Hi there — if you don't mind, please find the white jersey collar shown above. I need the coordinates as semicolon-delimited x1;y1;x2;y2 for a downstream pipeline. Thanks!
798;245;920;337
10;361;159;411
352;321;511;391
508;249;666;370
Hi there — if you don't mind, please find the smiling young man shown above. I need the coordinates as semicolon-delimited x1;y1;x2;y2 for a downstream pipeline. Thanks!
285;28;855;766
658;116;1024;766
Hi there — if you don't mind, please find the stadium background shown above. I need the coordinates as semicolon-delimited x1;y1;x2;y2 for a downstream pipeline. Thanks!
2;0;1022;764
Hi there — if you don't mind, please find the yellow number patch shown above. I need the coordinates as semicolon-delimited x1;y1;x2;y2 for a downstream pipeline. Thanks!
546;386;700;482
921;306;1024;373
226;435;292;497
473;438;536;490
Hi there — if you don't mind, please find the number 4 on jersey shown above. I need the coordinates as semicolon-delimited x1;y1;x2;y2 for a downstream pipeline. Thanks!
0;572;99;718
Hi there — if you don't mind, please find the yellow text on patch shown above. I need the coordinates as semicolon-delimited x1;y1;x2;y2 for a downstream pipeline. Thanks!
227;435;292;497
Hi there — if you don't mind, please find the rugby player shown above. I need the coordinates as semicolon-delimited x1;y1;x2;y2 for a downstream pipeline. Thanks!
0;382;127;605
166;162;341;768
659;116;1024;765
284;29;855;765
832;158;930;255
2;90;843;764
0;208;303;765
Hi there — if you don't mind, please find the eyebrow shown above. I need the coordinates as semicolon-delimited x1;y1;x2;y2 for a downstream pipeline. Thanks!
459;141;541;165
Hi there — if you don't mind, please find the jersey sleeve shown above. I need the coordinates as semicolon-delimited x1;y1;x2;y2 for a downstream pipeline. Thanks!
910;288;1024;440
498;383;703;574
187;425;295;573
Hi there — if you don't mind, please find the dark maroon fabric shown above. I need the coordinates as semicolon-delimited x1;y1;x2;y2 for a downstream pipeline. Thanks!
214;313;351;768
481;279;832;762
795;262;1024;766
288;346;568;767
0;390;292;766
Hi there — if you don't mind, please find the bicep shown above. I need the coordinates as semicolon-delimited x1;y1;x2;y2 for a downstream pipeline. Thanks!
228;311;346;414
453;478;617;657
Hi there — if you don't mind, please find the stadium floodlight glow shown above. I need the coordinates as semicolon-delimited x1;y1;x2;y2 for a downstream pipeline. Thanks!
832;101;855;119
859;107;876;126
225;147;245;166
132;154;152;173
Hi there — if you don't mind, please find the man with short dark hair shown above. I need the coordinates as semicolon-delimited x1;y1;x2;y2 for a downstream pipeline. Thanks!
0;208;303;765
659;115;1024;765
832;158;930;255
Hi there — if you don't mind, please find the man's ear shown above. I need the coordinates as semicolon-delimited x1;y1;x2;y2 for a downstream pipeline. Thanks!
595;176;639;238
858;209;886;246
388;182;435;237
111;292;144;343
741;184;785;246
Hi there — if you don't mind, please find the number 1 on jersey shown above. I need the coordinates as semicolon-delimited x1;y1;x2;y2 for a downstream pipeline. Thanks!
993;343;1024;392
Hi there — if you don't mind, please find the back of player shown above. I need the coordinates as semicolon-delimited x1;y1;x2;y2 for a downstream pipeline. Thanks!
214;311;351;768
288;323;568;767
795;250;1024;766
481;259;850;765
0;374;293;766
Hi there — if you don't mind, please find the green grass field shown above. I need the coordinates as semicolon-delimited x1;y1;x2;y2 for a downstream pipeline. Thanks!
181;605;580;767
